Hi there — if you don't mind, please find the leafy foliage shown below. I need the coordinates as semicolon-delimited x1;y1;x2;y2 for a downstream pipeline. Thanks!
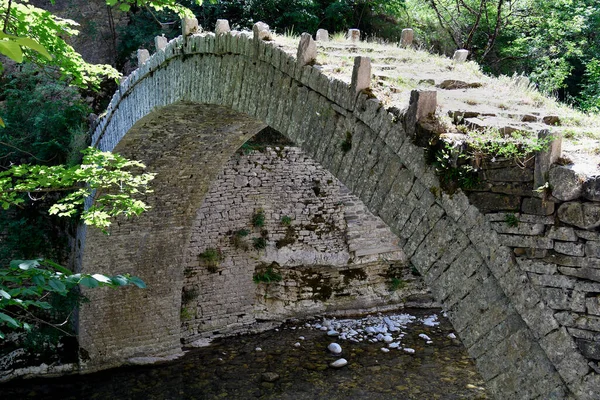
0;148;156;231
0;258;145;339
0;65;91;167
0;0;120;89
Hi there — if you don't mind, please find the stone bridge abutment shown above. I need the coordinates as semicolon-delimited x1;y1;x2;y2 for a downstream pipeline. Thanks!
77;21;598;398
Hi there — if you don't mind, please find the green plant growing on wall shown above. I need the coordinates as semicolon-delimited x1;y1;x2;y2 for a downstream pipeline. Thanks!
505;213;519;227
253;267;282;284
280;215;292;226
253;237;267;250
198;248;222;273
389;277;406;292
431;143;480;192
252;209;266;228
180;307;193;321
341;131;352;153
181;288;199;305
231;229;250;250
467;128;553;168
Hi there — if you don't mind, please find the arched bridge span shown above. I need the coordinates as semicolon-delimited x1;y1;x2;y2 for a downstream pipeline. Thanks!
77;26;597;398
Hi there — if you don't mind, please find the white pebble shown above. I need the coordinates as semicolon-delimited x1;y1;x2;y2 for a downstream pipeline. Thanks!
381;348;390;353
330;358;348;368
383;335;393;343
419;333;431;341
403;348;415;354
328;343;342;354
299;336;305;340
327;330;339;337
447;333;457;339
255;347;262;352
388;342;400;349
294;342;301;347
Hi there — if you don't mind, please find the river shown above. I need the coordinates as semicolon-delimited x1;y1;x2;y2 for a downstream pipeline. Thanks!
1;308;487;399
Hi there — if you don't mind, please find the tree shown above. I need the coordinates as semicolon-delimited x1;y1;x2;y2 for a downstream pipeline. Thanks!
0;0;201;340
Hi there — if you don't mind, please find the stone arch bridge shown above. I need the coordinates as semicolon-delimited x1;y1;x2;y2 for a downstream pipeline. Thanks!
77;21;598;399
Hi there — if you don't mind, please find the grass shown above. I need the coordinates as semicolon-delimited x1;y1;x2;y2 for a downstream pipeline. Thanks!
253;267;283;284
505;213;519;228
252;209;266;228
270;29;600;151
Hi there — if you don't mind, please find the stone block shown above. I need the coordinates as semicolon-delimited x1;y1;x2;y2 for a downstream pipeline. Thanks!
576;229;600;240
215;19;230;35
485;166;533;182
468;192;520;213
548;165;584;201
586;296;600;316
539;287;584;311
489;181;534;196
400;28;414;47
453;49;469;62
297;33;317;67
404;90;437;137
253;21;272;41
528;273;576;289
517;258;557;274
137;49;150;66
155;35;168;51
490;221;545;235
586;241;600;258
350;56;371;94
534;129;562;189
547;226;578;241
554;241;585;256
521;197;554;216
539;328;585;381
583;175;600;201
559;266;600;283
558;202;600;229
316;29;329;41
182;17;199;36
348;29;360;43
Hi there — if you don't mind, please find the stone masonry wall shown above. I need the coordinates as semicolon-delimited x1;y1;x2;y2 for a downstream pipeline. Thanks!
463;152;600;376
181;145;429;343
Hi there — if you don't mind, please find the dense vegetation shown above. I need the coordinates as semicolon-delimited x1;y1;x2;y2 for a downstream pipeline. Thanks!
118;0;599;112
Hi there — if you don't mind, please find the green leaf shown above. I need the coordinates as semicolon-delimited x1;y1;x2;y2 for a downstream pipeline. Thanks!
119;3;130;11
129;276;146;289
32;274;46;286
0;40;23;62
11;259;41;270
12;36;52;60
110;275;128;286
48;278;66;293
79;276;99;288
0;312;19;328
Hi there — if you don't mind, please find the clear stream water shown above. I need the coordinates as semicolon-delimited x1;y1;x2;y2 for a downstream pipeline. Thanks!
1;309;487;400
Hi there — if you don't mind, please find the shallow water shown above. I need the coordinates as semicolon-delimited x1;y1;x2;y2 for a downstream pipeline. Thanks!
1;309;487;399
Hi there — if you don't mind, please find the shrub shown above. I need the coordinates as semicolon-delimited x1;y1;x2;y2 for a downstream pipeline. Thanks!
198;248;222;272
252;209;266;228
253;237;267;250
253;267;282;284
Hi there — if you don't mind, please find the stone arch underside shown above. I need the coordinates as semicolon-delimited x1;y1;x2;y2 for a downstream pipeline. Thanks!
78;33;597;398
